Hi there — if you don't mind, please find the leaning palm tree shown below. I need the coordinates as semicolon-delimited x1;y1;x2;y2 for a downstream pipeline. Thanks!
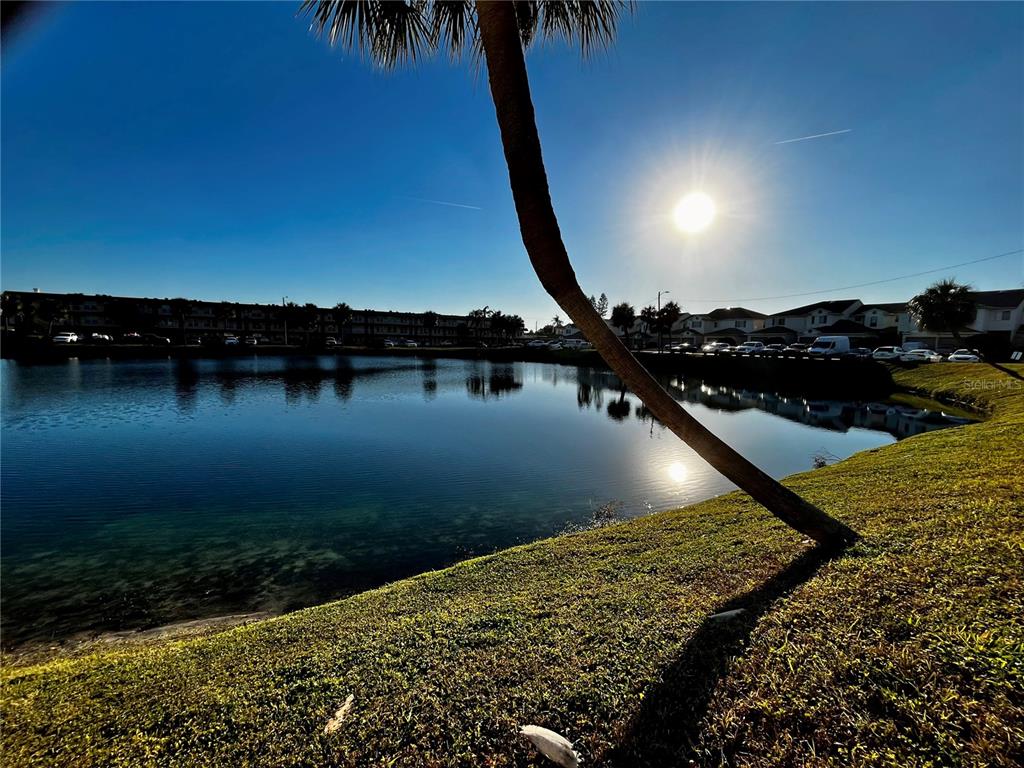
301;0;854;546
908;279;976;349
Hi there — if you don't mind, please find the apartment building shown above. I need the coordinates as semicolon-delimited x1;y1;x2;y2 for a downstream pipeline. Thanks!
0;291;508;345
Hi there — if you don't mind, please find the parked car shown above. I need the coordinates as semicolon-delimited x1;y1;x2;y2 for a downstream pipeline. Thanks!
142;333;171;346
701;341;731;353
900;348;942;363
547;341;564;350
734;341;765;354
872;346;905;360
762;343;786;354
669;342;692;352
383;339;397;348
88;333;113;343
842;347;873;360
402;339;418;347
224;336;240;346
947;349;981;362
784;343;809;354
324;337;338;347
561;338;591;349
121;332;142;342
185;335;202;345
244;336;259;346
52;332;78;344
808;336;851;357
527;339;550;348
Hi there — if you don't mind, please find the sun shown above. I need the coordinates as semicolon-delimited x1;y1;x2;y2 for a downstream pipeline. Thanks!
673;191;717;233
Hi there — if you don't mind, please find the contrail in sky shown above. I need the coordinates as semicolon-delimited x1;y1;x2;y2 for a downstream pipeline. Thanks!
406;196;482;210
773;128;852;145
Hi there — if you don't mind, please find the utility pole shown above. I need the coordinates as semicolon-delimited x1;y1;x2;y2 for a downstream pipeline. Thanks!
658;290;670;352
282;296;289;345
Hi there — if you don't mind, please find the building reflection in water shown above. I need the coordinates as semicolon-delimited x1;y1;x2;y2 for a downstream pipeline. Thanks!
573;368;972;440
168;357;970;440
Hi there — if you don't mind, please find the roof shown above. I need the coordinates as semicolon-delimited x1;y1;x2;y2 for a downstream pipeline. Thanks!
705;307;767;320
859;302;906;314
775;299;860;316
749;325;798;336
968;289;1024;308
704;326;748;337
813;319;875;334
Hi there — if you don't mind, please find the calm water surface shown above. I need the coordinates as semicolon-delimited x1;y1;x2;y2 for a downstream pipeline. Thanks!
0;355;967;645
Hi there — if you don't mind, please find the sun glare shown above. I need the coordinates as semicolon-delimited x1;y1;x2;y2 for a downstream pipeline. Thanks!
673;191;717;233
667;461;689;484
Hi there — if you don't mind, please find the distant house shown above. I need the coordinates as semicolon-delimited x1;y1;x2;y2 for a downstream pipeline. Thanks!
903;289;1024;351
763;299;862;339
853;302;913;337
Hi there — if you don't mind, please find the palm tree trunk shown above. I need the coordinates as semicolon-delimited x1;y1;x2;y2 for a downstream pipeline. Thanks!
476;2;855;547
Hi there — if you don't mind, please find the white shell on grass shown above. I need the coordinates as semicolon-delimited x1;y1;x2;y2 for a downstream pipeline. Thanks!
519;724;582;767
709;608;746;621
323;694;355;735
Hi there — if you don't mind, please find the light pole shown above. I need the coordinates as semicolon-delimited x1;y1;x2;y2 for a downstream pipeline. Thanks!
282;296;289;346
658;290;670;351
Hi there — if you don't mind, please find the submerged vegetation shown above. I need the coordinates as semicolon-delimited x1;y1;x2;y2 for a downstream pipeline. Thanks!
2;364;1022;766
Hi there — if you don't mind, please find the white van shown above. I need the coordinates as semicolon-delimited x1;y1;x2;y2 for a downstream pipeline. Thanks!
807;336;850;357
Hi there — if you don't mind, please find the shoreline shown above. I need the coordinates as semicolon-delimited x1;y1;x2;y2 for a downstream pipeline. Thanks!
0;364;983;658
3;364;1021;766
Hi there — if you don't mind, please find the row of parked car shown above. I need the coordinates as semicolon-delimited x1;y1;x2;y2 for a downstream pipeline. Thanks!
697;337;981;362
52;331;172;345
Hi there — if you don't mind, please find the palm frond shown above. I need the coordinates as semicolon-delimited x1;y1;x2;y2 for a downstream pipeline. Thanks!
535;0;629;56
300;0;631;65
429;0;476;61
301;0;433;69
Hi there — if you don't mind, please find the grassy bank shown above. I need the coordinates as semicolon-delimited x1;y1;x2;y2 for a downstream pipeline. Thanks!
2;364;1022;766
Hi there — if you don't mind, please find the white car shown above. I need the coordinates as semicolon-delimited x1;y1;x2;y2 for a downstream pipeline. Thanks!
900;348;942;363
872;346;905;360
224;336;240;346
527;339;549;348
383;339;397;348
402;339;418;347
734;341;765;354
324;337;338;347
701;341;731;353
52;332;78;344
947;349;981;362
89;333;113;343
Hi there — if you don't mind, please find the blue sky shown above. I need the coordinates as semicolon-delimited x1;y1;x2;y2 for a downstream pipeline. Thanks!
2;2;1021;328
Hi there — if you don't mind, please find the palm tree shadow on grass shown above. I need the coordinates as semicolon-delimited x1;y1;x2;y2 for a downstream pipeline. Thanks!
606;545;843;767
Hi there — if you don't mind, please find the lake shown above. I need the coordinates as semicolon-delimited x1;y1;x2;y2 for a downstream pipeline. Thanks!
0;355;967;647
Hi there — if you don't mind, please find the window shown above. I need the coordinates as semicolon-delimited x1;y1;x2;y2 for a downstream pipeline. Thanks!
737;320;746;328
869;316;878;327
778;317;785;326
1002;310;1011;320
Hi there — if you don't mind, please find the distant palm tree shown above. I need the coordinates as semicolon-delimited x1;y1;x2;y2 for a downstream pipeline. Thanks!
334;302;354;345
658;300;681;349
168;298;192;344
639;305;657;345
301;0;854;546
908;279;976;349
610;302;636;347
422;310;439;346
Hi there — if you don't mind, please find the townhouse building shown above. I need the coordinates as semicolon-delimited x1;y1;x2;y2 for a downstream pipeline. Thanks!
0;291;508;345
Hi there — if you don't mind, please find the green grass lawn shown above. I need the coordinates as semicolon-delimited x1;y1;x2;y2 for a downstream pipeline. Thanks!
2;364;1022;767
